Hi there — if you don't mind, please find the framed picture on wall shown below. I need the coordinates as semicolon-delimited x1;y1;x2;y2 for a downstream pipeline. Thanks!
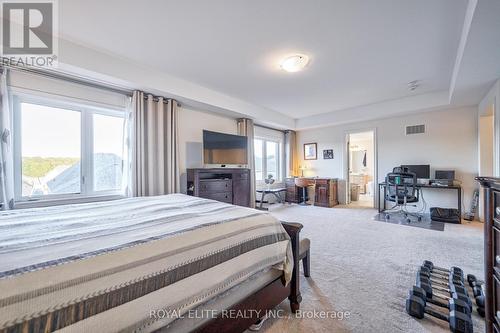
323;149;334;159
304;143;317;160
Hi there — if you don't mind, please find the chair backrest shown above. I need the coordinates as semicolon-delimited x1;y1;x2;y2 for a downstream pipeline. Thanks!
386;172;417;199
295;178;313;188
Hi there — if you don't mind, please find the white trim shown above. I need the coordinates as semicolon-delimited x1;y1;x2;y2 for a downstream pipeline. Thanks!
343;128;378;207
254;136;283;183
12;92;127;205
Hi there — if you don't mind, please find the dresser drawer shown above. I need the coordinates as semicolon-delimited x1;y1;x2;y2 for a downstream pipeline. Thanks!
495;275;500;320
199;179;232;193
495;227;500;274
233;172;248;180
200;191;232;203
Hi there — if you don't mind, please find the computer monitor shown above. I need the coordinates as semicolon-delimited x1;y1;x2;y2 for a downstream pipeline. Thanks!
435;170;455;180
400;164;430;179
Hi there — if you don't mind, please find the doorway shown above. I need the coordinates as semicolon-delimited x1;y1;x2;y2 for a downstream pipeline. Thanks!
478;103;495;221
346;130;376;208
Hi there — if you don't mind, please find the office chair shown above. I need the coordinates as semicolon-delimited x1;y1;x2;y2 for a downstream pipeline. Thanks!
384;170;423;222
295;178;314;205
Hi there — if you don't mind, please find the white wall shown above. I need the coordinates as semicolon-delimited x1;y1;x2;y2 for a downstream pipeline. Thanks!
178;107;237;193
479;79;500;177
296;107;479;213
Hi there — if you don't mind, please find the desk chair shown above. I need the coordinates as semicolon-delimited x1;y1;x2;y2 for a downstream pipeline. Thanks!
295;178;314;205
384;171;422;222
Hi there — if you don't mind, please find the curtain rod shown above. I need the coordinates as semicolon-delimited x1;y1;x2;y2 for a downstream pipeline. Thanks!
254;124;288;133
142;94;181;107
0;64;134;96
0;64;182;107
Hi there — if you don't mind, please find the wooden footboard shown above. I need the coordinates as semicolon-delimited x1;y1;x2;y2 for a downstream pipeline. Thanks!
195;221;303;333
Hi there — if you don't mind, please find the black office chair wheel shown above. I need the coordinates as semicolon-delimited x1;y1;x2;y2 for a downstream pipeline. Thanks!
406;218;411;223
417;216;422;222
385;214;390;220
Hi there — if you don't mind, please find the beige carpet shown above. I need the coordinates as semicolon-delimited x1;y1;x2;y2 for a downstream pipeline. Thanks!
257;204;484;333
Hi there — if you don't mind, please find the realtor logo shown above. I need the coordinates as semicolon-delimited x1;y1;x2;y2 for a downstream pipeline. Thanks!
1;0;58;66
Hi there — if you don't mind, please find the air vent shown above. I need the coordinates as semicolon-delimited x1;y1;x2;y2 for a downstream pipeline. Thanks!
406;124;425;135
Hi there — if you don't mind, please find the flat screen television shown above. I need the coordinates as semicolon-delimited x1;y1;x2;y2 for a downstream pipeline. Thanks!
203;130;248;165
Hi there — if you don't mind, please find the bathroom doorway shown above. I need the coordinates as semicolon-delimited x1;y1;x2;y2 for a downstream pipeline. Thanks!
346;130;376;208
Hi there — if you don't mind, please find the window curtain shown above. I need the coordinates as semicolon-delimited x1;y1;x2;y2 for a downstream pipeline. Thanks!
0;69;14;210
285;130;298;177
237;118;256;208
131;91;180;196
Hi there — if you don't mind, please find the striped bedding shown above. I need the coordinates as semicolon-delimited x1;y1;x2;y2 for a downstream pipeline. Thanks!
0;194;292;333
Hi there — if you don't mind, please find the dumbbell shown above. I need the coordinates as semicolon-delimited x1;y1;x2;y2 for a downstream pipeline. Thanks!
418;268;464;287
467;274;486;317
416;276;472;308
406;294;473;333
466;275;484;297
416;276;472;310
422;264;464;282
409;285;472;314
416;272;463;293
417;275;469;297
423;260;464;277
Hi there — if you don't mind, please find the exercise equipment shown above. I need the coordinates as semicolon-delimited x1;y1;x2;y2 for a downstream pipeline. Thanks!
421;265;463;281
467;274;485;317
466;275;484;296
406;294;473;333
417;275;468;296
409;286;471;314
418;268;464;287
423;260;463;277
417;280;472;309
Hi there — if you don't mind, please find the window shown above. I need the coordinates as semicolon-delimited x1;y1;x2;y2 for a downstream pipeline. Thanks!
254;138;282;181
14;95;127;202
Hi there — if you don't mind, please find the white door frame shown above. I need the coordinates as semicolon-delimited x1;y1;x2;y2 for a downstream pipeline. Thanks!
344;128;378;207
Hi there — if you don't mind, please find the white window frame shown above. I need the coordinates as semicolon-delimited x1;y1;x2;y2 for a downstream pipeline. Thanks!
12;90;127;207
254;137;283;183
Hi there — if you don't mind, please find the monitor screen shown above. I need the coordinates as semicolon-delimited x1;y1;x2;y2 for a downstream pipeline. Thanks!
203;130;248;165
435;170;455;180
401;164;430;179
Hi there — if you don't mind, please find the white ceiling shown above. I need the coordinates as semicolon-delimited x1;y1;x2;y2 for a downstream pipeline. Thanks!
57;0;499;128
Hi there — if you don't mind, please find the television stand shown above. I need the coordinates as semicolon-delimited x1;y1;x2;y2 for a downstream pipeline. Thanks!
187;168;251;207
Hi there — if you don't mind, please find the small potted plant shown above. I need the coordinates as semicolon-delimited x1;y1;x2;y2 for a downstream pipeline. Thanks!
264;174;275;190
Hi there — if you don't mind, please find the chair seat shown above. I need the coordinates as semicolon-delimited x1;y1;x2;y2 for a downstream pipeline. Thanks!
299;238;310;257
386;195;418;204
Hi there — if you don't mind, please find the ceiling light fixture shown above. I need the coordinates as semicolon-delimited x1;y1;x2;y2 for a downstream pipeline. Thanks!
280;54;309;73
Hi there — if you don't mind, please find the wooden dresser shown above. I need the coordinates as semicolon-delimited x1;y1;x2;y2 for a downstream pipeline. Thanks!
285;177;339;207
187;168;251;207
477;177;500;333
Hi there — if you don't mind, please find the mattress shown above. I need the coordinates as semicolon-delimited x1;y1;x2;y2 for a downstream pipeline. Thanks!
0;194;292;333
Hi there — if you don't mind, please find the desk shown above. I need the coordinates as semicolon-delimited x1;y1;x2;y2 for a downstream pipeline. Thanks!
285;177;339;207
378;182;462;217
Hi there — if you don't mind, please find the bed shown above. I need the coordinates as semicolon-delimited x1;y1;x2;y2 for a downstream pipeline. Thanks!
0;194;302;333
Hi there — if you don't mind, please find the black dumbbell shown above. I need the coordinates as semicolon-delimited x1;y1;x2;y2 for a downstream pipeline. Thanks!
466;275;484;297
417;275;468;296
416;278;472;310
409;285;472;314
406;294;473;333
467;274;477;287
418;268;464;287
473;284;484;298
423;260;464;277
466;274;486;316
416;272;463;294
420;265;463;282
